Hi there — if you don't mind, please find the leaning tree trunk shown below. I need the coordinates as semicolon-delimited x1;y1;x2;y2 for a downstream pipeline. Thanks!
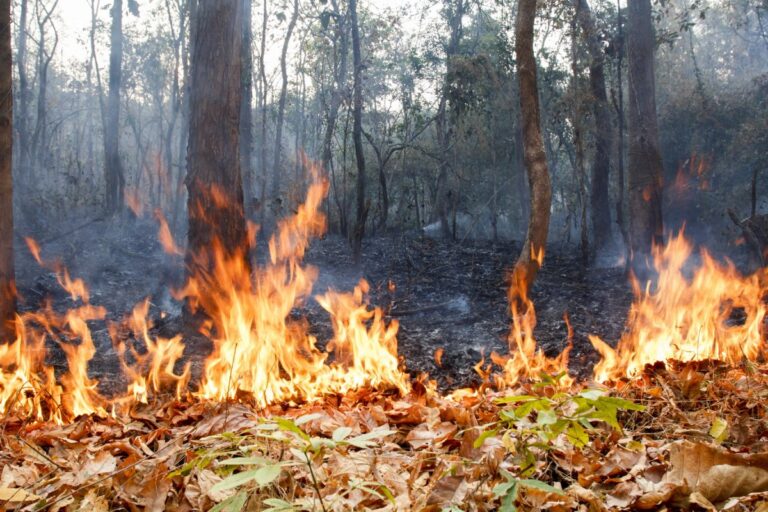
575;0;613;257
105;0;124;215
0;0;15;341
513;0;552;298
186;0;248;268
349;0;367;262
271;0;299;202
627;0;664;277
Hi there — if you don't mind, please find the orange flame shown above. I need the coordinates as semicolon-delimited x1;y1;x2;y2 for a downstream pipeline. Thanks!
494;249;573;388
591;232;768;382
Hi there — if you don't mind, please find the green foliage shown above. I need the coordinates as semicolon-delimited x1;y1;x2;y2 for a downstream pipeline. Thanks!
494;385;645;476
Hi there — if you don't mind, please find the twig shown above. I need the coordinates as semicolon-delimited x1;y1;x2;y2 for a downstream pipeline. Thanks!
304;451;328;512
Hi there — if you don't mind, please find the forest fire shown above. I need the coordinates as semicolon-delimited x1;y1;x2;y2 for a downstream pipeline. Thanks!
2;178;765;425
0;175;409;423
590;232;767;382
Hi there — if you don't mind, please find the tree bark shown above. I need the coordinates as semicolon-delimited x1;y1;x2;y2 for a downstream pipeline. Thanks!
349;0;367;261
513;0;552;298
105;0;125;215
627;0;663;276
240;0;254;212
575;0;613;257
0;0;15;341
186;0;249;267
271;0;299;201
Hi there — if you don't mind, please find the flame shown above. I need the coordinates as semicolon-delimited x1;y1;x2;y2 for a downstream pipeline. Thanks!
493;251;573;388
0;166;408;422
154;209;184;256
113;300;190;405
591;232;768;382
183;171;408;405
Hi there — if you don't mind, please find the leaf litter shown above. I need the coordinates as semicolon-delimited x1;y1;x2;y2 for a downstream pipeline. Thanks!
1;359;768;511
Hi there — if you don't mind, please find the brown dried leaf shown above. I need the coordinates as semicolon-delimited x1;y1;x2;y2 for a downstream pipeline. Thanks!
664;440;768;504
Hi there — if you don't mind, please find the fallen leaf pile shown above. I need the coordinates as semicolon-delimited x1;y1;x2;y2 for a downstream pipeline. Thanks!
3;361;768;511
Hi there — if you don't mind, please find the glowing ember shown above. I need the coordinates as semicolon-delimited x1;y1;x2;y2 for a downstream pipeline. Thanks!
591;232;768;382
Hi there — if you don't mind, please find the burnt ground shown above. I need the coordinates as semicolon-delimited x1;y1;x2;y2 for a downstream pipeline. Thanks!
13;216;635;394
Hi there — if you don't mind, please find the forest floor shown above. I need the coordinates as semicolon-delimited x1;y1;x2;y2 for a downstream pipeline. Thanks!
7;216;768;511
14;215;633;393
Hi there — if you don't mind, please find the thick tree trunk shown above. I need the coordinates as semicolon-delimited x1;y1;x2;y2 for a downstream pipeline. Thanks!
186;0;248;266
0;0;15;341
349;0;367;261
271;0;298;201
513;0;552;298
575;0;613;257
105;0;124;215
627;0;663;276
240;0;254;212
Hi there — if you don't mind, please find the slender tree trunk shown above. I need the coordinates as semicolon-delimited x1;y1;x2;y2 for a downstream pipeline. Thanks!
240;0;254;213
434;0;464;239
513;0;552;297
105;0;124;215
173;0;192;232
627;0;663;277
321;0;348;186
271;0;298;201
349;0;367;261
186;0;248;266
257;0;268;225
570;14;589;263
0;0;15;341
575;0;613;257
15;0;29;190
614;0;629;258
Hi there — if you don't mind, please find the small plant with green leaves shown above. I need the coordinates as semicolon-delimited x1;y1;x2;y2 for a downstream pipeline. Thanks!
492;379;645;477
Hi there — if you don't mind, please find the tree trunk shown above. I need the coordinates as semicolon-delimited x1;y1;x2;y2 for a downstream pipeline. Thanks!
240;0;254;213
105;0;124;215
0;0;15;341
627;0;663;277
433;0;464;239
575;0;613;257
257;0;268;225
15;0;29;190
613;0;629;258
513;0;552;298
321;0;347;191
271;0;298;201
570;13;589;264
186;0;248;266
349;0;367;261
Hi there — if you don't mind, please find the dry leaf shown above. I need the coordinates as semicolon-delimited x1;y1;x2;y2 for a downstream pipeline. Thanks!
0;487;42;504
664;440;768;504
